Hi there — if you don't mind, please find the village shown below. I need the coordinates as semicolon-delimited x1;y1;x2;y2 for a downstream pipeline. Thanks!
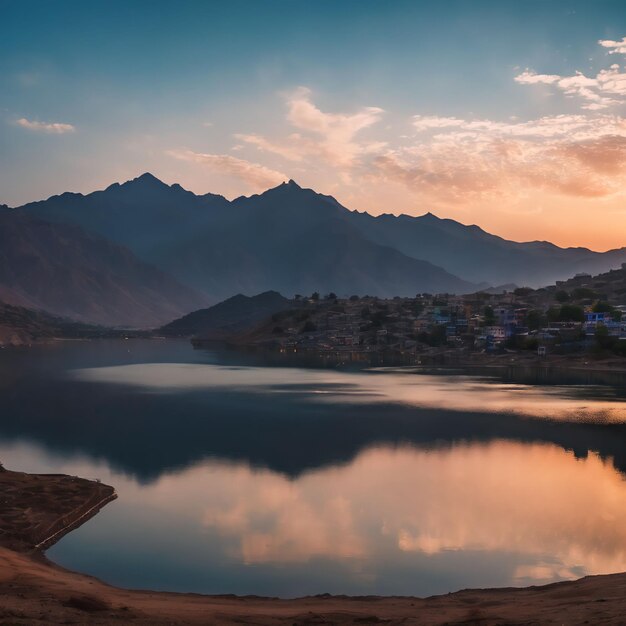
259;265;626;362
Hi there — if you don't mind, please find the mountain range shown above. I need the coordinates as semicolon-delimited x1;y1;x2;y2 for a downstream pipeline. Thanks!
15;174;474;301
0;209;208;327
3;173;626;327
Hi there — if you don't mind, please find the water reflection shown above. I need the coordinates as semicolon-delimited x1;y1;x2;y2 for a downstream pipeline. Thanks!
3;439;626;596
74;361;626;423
2;340;626;595
1;340;626;483
199;441;626;577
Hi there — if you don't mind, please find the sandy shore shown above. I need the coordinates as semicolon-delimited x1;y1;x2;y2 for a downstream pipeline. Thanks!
2;465;626;625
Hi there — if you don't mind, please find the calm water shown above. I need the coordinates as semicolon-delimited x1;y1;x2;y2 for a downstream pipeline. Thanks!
2;339;626;597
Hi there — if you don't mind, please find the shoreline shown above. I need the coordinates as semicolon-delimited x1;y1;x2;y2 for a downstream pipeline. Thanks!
5;334;626;379
202;338;626;378
2;466;626;623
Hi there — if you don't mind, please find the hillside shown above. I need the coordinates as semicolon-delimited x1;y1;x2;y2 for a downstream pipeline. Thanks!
160;290;292;338
0;211;209;327
0;301;113;346
546;265;626;303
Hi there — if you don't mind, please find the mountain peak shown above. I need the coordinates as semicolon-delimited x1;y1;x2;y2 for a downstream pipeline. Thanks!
128;172;167;187
271;179;302;192
103;172;171;194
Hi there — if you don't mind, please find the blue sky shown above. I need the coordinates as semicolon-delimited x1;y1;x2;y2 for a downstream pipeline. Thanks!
2;0;626;248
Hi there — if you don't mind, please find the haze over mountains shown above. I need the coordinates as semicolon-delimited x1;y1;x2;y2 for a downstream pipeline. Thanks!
16;174;474;301
3;173;626;327
0;209;208;327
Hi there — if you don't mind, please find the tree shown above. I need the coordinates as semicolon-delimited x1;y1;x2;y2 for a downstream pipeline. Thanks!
572;287;597;301
555;290;570;303
514;287;533;297
526;310;545;331
301;320;317;333
546;306;560;324
593;301;613;313
614;339;626;356
594;324;614;350
311;292;320;301
483;306;495;325
349;295;359;301
326;292;337;300
559;304;584;322
417;324;447;347
524;336;539;351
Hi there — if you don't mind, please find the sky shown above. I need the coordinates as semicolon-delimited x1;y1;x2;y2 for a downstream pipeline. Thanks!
1;0;626;250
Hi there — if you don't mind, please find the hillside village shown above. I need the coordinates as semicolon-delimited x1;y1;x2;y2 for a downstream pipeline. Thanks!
229;264;626;363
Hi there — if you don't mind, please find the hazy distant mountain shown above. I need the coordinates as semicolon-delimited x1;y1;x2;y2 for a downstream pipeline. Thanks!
349;211;626;287
17;173;230;259
0;300;110;346
0;211;208;327
18;175;475;298
15;173;626;298
161;290;291;338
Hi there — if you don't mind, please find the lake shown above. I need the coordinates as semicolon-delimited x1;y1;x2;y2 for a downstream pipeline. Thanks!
2;339;626;598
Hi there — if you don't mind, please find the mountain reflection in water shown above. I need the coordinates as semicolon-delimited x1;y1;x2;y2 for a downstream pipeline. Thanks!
1;339;626;596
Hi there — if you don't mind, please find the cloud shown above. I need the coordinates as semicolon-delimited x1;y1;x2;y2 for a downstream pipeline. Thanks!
15;117;75;134
197;441;626;577
515;37;626;110
373;114;626;203
234;133;306;162
599;37;626;55
167;149;286;190
233;87;385;169
412;116;465;131
515;70;621;110
514;70;561;85
170;34;626;211
285;87;385;166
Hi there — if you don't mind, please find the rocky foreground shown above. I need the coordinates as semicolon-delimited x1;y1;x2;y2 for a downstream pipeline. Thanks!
1;464;626;625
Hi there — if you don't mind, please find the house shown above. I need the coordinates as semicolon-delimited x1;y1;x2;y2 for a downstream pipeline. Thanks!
585;311;608;334
484;326;506;341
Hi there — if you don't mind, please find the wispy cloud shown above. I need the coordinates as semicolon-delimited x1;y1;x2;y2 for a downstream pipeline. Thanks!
364;36;626;205
373;114;626;202
167;149;286;190
15;117;75;134
166;34;626;215
599;36;626;55
234;87;386;168
286;86;385;166
234;133;306;162
515;37;626;111
412;116;465;131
